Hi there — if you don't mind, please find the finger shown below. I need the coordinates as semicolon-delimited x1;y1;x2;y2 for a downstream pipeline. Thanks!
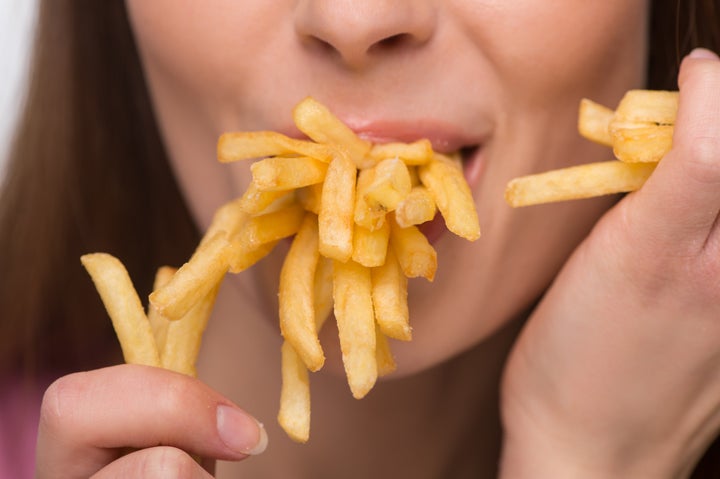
90;447;213;479
628;49;720;243
36;365;268;479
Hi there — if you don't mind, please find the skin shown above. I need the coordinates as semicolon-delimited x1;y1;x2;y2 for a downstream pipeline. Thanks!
34;1;720;477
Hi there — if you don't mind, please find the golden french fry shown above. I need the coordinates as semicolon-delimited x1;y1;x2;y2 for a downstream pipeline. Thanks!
368;139;433;166
578;98;614;146
218;131;333;163
147;266;177;354
201;197;247;246
251;156;329;191
228;240;279;274
318;152;357;261
612;125;673;163
389;216;437;281
394;185;437;227
352;221;390;268
419;154;480;241
235;203;305;249
505;160;657;207
293;97;371;165
85;97;488;445
279;213;325;372
375;325;397;377
354;167;386;231
161;282;221;377
296;182;324;215
363;157;412;213
313;256;335;331
149;233;233;321
612;90;678;125
239;184;295;215
371;248;411;341
80;253;160;367
278;341;311;443
332;259;377;399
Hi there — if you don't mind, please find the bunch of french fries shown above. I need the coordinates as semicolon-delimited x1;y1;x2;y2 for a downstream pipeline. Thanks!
505;90;678;206
81;97;480;443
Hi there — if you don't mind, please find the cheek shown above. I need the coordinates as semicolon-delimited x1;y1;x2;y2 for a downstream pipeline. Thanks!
477;1;649;108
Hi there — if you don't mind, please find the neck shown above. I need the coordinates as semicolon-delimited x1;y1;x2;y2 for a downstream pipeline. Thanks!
198;274;522;477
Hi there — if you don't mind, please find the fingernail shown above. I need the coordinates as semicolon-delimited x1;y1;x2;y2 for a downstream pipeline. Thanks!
689;48;719;60
216;404;268;456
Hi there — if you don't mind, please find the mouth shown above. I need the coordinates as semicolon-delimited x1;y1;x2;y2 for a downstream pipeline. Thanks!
282;117;486;244
418;144;483;244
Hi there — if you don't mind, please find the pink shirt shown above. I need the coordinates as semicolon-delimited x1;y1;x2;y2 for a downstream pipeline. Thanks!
0;377;46;479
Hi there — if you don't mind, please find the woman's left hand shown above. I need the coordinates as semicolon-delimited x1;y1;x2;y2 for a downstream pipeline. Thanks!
500;49;720;479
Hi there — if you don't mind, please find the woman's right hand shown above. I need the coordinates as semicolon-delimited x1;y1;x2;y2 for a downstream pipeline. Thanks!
35;364;267;478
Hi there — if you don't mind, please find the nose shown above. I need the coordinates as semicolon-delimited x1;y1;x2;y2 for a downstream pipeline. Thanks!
294;0;437;70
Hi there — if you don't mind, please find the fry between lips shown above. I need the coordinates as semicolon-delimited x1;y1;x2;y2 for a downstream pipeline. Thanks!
81;96;481;443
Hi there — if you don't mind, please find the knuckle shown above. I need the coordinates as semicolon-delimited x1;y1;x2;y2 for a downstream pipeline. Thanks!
156;373;196;418
682;136;720;183
39;372;90;437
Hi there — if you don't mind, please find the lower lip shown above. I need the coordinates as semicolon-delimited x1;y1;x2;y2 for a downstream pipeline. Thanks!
418;146;484;244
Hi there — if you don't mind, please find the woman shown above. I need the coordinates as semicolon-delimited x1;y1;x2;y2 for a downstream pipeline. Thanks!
2;0;720;477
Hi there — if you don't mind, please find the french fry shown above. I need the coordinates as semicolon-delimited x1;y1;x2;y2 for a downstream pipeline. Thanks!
507;90;677;207
333;259;377;399
279;213;325;372
313;256;335;331
375;325;397;377
419;154;481;241
354;167;386;231
394;186;437;227
80;253;160;367
371;248;411;341
235;203;305;249
292;97;371;165
297;183;324;215
609;90;677;163
218;131;333;163
201;197;248;246
84;97;484;444
612;89;678;125
147;266;176;354
161;282;221;377
149;233;233;321
505;161;657;207
278;341;311;443
239;184;294;215
578;98;614;146
318;152;356;261
363;157;412;213
251;156;329;191
368;139;433;166
229;240;280;274
389;216;438;281
612;125;673;163
352;221;390;268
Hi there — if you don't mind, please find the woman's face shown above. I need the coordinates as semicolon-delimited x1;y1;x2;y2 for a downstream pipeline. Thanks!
126;0;648;374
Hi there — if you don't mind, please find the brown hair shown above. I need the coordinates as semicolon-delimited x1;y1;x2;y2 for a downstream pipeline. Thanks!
0;0;719;474
0;0;198;375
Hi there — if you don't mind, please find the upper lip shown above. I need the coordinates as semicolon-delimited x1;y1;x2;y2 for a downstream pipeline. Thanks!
281;116;487;153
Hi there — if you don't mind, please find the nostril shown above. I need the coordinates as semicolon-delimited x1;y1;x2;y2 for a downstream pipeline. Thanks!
371;33;413;53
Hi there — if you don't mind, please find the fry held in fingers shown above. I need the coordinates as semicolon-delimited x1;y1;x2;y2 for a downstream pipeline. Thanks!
81;97;480;443
506;89;678;207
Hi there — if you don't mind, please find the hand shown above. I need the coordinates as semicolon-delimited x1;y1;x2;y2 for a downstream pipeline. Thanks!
500;49;720;479
35;364;267;478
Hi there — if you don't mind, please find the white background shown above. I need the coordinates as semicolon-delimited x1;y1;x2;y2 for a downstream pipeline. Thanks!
0;0;38;177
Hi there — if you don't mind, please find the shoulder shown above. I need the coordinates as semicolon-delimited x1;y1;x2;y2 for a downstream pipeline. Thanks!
0;375;49;479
